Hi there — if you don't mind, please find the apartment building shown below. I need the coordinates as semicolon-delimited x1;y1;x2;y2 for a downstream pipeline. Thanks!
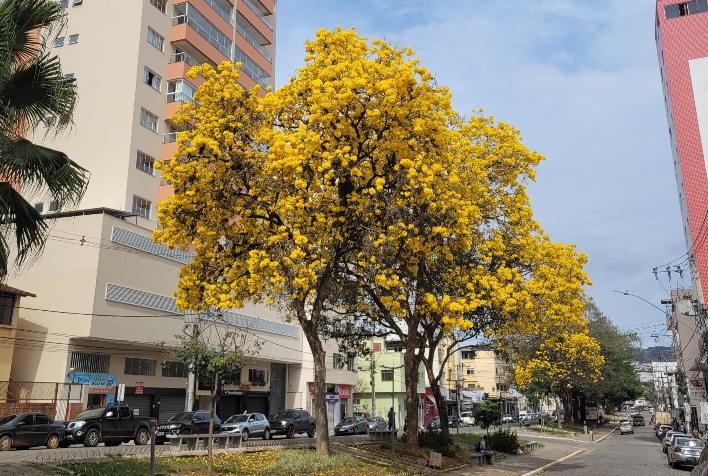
7;0;356;423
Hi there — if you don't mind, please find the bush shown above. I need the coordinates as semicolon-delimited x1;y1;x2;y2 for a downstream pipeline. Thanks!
415;430;456;457
487;427;520;454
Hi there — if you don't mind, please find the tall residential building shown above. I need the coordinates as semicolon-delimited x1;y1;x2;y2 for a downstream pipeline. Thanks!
655;1;708;306
7;0;356;423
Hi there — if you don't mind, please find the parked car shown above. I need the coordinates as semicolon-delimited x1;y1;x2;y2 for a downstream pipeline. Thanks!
656;424;673;439
426;415;458;431
334;416;369;436
619;420;633;435
268;409;316;439
221;412;270;441
668;436;705;469
632;414;645;426
459;412;475;427
663;431;688;453
64;404;154;447
367;416;387;431
0;412;65;450
155;410;221;444
501;414;513;424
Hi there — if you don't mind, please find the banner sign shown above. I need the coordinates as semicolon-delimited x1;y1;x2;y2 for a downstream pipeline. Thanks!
700;401;708;424
339;384;351;399
68;372;117;394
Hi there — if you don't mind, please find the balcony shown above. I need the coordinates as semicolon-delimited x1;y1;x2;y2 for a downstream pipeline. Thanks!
166;91;194;103
242;0;272;30
172;3;231;59
163;132;178;143
235;23;271;62
234;47;271;89
169;51;199;68
203;0;232;25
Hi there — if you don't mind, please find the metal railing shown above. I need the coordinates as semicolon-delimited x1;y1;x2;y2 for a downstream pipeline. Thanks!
234;47;271;88
172;7;231;58
204;0;233;25
235;23;272;62
169;52;199;67
167;91;194;103
243;0;272;30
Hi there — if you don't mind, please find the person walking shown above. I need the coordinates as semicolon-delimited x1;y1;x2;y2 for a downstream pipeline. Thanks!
388;407;395;430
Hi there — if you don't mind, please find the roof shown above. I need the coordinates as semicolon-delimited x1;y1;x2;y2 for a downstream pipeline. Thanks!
0;284;35;298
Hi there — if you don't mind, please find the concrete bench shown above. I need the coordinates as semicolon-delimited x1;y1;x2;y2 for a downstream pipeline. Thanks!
524;441;539;453
369;430;397;440
470;452;493;465
167;433;242;452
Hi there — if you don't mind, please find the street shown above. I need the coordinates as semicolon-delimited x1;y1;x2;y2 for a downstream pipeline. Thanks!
548;419;692;475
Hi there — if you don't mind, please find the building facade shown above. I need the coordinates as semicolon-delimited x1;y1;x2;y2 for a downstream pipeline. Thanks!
656;1;708;306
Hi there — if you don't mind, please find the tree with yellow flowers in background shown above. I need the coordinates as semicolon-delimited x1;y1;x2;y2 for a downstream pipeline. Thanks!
155;27;602;456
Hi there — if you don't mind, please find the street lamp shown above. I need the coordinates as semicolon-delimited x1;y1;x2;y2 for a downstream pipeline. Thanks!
613;290;669;315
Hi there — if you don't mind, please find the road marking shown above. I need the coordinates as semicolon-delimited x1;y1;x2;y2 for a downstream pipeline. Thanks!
520;449;585;476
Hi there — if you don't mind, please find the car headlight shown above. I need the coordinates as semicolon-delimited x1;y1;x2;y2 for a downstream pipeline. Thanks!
72;421;86;429
168;424;179;429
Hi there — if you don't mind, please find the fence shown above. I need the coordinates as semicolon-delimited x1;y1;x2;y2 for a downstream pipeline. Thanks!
0;381;87;420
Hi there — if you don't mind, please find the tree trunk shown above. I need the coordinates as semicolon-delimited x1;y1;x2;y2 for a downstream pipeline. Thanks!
427;369;450;437
302;318;330;456
555;394;562;429
403;342;421;453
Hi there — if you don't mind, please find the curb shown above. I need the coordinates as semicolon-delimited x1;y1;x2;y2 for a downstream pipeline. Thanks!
519;448;585;476
594;427;615;443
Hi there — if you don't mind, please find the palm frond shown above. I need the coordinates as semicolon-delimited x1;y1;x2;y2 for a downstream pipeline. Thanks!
0;0;66;66
0;182;49;276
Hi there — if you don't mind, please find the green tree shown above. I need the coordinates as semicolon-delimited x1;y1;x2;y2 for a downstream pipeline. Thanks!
473;400;501;434
0;0;88;276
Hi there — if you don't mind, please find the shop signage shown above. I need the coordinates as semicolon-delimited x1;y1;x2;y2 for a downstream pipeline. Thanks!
339;384;351;399
222;390;244;396
68;372;117;395
325;394;339;401
135;382;144;395
239;383;252;391
701;401;708;424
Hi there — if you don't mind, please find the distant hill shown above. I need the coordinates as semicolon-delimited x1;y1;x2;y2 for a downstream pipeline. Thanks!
635;346;674;364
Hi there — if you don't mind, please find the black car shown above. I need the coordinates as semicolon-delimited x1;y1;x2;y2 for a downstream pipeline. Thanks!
63;404;154;447
268;409;316;439
334;416;369;436
156;411;221;444
0;412;65;450
426;415;458;431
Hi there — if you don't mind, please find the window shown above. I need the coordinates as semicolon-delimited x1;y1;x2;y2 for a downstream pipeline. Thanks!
70;352;111;373
147;26;164;51
381;370;393;382
347;356;355;372
53;37;64;47
20;415;34;425
372;343;381;352
248;368;267;385
143;67;161;91
136;150;156;175
34;203;44;213
150;0;167;13
461;350;475;360
332;353;342;369
119;407;132;418
0;293;14;326
48;200;58;212
68;34;79;44
162;361;189;378
167;79;197;103
59;0;68;9
222;368;241;385
466;368;475;375
73;0;83;5
124;357;156;376
140;108;158;132
35;414;50;424
132;195;152;219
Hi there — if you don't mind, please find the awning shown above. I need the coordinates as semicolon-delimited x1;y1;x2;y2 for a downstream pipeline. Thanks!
425;395;435;404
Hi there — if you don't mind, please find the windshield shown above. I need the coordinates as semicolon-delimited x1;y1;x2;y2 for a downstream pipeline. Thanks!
167;412;194;422
74;407;105;420
225;415;248;424
339;417;356;425
0;415;17;426
273;411;294;420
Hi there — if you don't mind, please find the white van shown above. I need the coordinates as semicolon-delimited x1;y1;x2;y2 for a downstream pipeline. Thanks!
459;412;475;426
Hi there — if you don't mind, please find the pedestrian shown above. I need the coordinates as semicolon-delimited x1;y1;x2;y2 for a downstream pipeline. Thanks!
388;407;395;430
680;422;686;433
693;427;699;438
479;436;494;464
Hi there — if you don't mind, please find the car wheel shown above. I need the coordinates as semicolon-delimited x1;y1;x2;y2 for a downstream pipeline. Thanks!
134;428;149;446
181;429;191;435
263;428;271;440
286;426;295;439
0;435;11;452
46;434;60;450
307;425;315;438
242;429;249;442
672;459;681;469
83;429;100;447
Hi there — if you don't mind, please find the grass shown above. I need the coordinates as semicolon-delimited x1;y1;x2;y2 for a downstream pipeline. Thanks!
45;449;408;476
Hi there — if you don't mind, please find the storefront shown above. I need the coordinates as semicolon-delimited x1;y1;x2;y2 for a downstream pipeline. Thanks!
67;372;116;406
308;383;352;427
216;385;271;421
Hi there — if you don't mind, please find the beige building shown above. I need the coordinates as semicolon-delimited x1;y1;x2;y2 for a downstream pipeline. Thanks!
9;0;357;422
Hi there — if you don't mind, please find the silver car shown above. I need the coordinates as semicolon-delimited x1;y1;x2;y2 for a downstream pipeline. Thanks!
367;417;387;431
663;431;688;453
668;437;704;469
220;412;270;441
619;420;633;435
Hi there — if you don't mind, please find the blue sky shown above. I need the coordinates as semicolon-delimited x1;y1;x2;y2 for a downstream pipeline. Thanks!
274;0;683;347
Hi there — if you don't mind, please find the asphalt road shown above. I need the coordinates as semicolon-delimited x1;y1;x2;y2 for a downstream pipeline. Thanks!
548;419;694;475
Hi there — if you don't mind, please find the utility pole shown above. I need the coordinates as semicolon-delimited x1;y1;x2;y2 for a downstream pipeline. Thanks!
456;363;462;441
370;348;376;418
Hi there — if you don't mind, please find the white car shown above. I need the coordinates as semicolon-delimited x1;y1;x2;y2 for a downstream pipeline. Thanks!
619;420;633;435
460;412;475;426
501;414;513;424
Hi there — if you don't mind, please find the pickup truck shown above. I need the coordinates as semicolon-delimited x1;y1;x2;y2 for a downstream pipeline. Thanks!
268;409;315;439
62;403;155;447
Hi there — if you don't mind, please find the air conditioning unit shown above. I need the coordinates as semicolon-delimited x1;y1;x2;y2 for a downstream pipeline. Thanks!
73;0;83;5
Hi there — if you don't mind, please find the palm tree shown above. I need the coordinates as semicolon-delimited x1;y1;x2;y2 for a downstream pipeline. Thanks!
0;0;88;276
